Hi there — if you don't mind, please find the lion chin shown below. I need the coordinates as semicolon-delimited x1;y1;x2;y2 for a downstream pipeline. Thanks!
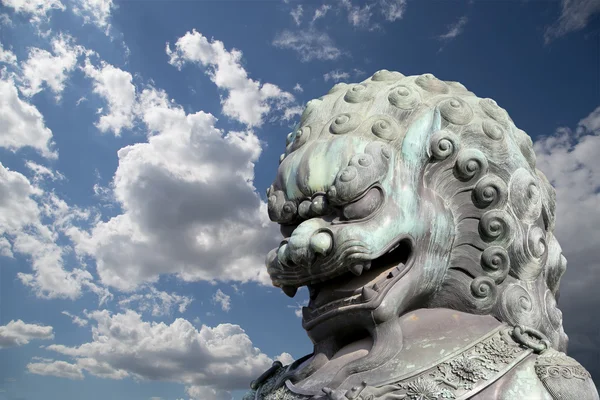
242;70;599;400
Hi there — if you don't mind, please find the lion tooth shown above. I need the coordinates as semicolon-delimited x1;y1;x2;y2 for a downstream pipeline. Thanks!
349;264;364;276
363;261;372;271
362;286;377;301
388;263;405;278
282;286;298;298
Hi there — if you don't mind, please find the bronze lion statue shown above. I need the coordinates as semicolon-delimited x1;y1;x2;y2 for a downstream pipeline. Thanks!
244;71;599;400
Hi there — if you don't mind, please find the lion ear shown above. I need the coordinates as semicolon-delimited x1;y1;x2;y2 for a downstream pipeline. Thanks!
401;107;441;165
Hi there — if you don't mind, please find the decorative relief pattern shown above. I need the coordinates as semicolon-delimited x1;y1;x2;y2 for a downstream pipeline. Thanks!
415;73;450;94
535;349;590;381
439;97;474;126
252;328;531;400
388;85;421;110
534;348;597;400
371;69;404;82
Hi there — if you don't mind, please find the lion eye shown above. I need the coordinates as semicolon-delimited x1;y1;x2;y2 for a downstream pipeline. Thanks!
342;186;383;221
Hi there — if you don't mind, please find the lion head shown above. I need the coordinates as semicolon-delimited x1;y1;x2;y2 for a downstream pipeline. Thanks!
266;70;567;354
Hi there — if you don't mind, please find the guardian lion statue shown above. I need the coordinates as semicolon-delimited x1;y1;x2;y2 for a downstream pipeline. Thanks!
244;71;599;400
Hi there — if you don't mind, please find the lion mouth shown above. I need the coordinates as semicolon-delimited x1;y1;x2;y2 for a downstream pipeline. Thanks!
302;238;413;321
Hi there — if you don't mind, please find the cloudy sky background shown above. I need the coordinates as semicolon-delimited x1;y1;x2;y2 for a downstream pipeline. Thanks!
0;0;598;399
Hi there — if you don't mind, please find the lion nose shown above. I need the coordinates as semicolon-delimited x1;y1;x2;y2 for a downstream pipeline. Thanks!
278;221;333;268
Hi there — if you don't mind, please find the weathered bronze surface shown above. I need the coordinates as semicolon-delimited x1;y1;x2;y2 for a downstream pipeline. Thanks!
245;71;599;400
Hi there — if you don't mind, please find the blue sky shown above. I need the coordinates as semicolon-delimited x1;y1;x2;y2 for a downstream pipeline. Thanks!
0;0;598;399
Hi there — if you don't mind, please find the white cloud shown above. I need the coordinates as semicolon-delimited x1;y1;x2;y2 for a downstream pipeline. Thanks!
293;83;303;93
283;105;304;122
439;16;468;41
311;4;331;23
82;59;136;136
0;76;57;158
340;0;374;29
545;0;600;43
0;42;17;66
290;4;303;26
45;310;286;397
231;284;243;295
0;236;13;257
307;0;404;29
534;106;600;261
353;68;366;77
379;0;406;21
0;13;12;26
186;385;231;400
0;162;110;301
67;87;278;291
25;160;65;182
212;289;231;312
118;287;193;316
19;34;87;99
71;0;115;34
275;352;294;365
533;105;600;369
323;69;350;82
273;29;343;62
61;311;88;327
166;30;295;127
27;360;84;380
0;320;54;348
324;68;364;83
287;298;308;318
0;0;65;27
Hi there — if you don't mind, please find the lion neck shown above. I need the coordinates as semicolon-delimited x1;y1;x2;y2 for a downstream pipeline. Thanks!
288;308;503;393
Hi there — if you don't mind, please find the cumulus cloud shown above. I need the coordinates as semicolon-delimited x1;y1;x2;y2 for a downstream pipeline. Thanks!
545;0;600;43
0;0;65;28
27;360;84;380
533;105;600;379
0;42;17;66
273;29;343;62
44;309;286;398
19;34;88;99
0;163;110;301
67;87;278;291
0;76;57;158
0;320;53;348
275;352;295;365
166;30;295;127
118;287;193;316
81;58;136;136
71;0;115;34
212;289;231;312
